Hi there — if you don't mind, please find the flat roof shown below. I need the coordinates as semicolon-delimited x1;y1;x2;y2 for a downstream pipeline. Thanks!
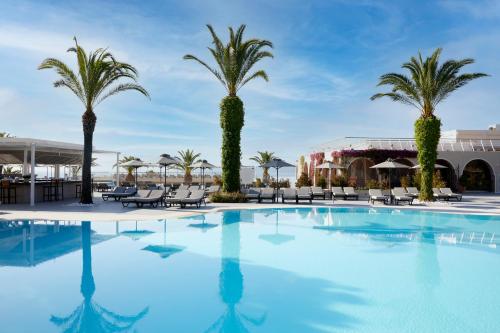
0;137;118;165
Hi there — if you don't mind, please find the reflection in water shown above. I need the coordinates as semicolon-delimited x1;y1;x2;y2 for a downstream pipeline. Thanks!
50;222;148;333
258;211;295;246
416;227;441;293
205;211;265;332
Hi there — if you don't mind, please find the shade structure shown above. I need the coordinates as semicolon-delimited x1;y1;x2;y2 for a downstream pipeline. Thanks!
315;161;344;189
120;159;151;187
191;160;216;188
261;158;295;196
157;154;180;187
411;164;447;169
370;159;410;190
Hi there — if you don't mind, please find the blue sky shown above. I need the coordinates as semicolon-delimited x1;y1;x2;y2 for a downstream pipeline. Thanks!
0;0;499;172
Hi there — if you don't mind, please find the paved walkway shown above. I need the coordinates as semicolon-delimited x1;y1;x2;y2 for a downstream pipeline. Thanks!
1;192;499;221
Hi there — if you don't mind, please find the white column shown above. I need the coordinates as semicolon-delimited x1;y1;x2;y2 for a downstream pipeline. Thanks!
23;149;28;175
54;165;60;179
30;143;36;206
116;152;120;187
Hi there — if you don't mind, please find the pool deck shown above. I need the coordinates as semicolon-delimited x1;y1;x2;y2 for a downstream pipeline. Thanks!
0;192;499;221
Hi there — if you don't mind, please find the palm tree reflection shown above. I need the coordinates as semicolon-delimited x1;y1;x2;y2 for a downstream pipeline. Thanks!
50;221;148;332
205;211;265;333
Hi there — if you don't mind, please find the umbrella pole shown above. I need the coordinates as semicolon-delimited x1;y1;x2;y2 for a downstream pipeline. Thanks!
164;166;167;187
276;168;279;201
135;168;138;188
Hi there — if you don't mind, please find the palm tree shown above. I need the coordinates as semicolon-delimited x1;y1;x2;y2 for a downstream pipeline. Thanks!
184;25;273;192
250;151;275;184
176;149;201;184
371;48;486;200
0;132;12;138
38;38;149;204
115;156;139;182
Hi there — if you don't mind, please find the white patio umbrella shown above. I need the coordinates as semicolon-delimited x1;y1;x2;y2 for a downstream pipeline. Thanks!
370;159;410;190
157;154;180;187
120;159;151;187
411;163;447;169
191;160;217;188
261;158;295;195
315;161;344;189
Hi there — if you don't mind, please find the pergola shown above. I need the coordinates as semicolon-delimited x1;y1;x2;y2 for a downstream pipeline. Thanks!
0;137;119;206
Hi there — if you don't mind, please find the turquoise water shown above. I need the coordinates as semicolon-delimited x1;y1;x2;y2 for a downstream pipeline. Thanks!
0;207;499;332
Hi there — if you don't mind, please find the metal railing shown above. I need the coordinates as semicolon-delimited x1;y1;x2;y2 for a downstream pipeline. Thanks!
313;137;500;153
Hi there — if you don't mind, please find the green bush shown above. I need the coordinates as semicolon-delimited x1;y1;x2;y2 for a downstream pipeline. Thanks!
220;96;244;192
209;192;247;203
433;170;447;188
414;116;441;200
317;176;327;189
348;176;357;188
331;174;348;187
255;178;263;188
213;175;223;186
400;175;411;188
412;171;421;190
366;179;379;189
295;172;311;187
271;179;290;188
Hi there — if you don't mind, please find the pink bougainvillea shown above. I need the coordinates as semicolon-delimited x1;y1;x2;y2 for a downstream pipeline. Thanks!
330;149;416;162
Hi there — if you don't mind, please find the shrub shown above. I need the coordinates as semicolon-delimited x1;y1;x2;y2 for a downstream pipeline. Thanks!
378;179;390;190
400;175;411;188
209;192;247;203
331;174;347;187
414;116;441;200
433;170;447;188
255;178;263;188
348;176;357;188
366;179;379;189
271;179;290;188
295;172;311;187
317;176;327;189
213;175;223;186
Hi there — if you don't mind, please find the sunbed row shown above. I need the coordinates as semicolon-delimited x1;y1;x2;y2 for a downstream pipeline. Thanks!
121;189;207;208
368;187;462;205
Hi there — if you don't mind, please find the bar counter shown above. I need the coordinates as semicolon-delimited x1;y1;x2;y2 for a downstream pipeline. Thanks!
1;180;81;204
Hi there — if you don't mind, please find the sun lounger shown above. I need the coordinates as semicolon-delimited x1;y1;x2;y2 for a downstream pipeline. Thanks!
205;185;221;197
121;190;151;207
188;185;200;191
433;188;449;201
260;188;276;203
369;189;388;205
311;186;325;199
406;187;420;198
104;187;137;201
297;187;313;203
180;190;206;208
343;187;359;200
244;188;261;202
282;188;297;203
177;184;189;192
439;188;462;201
102;187;126;201
331;187;346;200
131;189;165;208
165;189;190;206
391;188;413;205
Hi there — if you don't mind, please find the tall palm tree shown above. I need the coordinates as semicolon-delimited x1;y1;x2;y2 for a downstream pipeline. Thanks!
38;38;149;204
184;25;273;192
371;48;486;200
176;149;201;184
250;151;275;184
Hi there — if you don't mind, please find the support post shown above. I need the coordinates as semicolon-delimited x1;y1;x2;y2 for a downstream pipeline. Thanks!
23;149;28;175
30;143;36;207
116;152;120;187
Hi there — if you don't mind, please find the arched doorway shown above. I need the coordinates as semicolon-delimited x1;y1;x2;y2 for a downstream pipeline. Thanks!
461;159;494;192
347;158;377;187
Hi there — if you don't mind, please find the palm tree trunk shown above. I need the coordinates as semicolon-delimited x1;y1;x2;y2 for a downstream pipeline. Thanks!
81;109;96;204
220;96;244;192
415;116;441;201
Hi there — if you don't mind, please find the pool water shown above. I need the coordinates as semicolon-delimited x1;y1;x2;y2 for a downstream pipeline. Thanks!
0;207;499;332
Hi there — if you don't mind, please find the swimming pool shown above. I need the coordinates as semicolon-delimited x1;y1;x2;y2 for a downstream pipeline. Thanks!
0;207;499;332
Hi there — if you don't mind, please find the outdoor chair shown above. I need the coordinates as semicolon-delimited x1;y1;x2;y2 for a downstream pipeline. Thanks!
282;188;297;203
121;190;151;207
331;187;346;200
103;187;137;201
311;186;326;199
433;188;449;201
391;188;413;205
406;187;420;198
343;187;359;200
368;189;388;205
165;189;190;207
102;186;125;201
124;189;164;208
439;188;462;201
180;190;206;208
245;188;261;202
260;188;276;203
297;187;313;203
205;185;221;197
